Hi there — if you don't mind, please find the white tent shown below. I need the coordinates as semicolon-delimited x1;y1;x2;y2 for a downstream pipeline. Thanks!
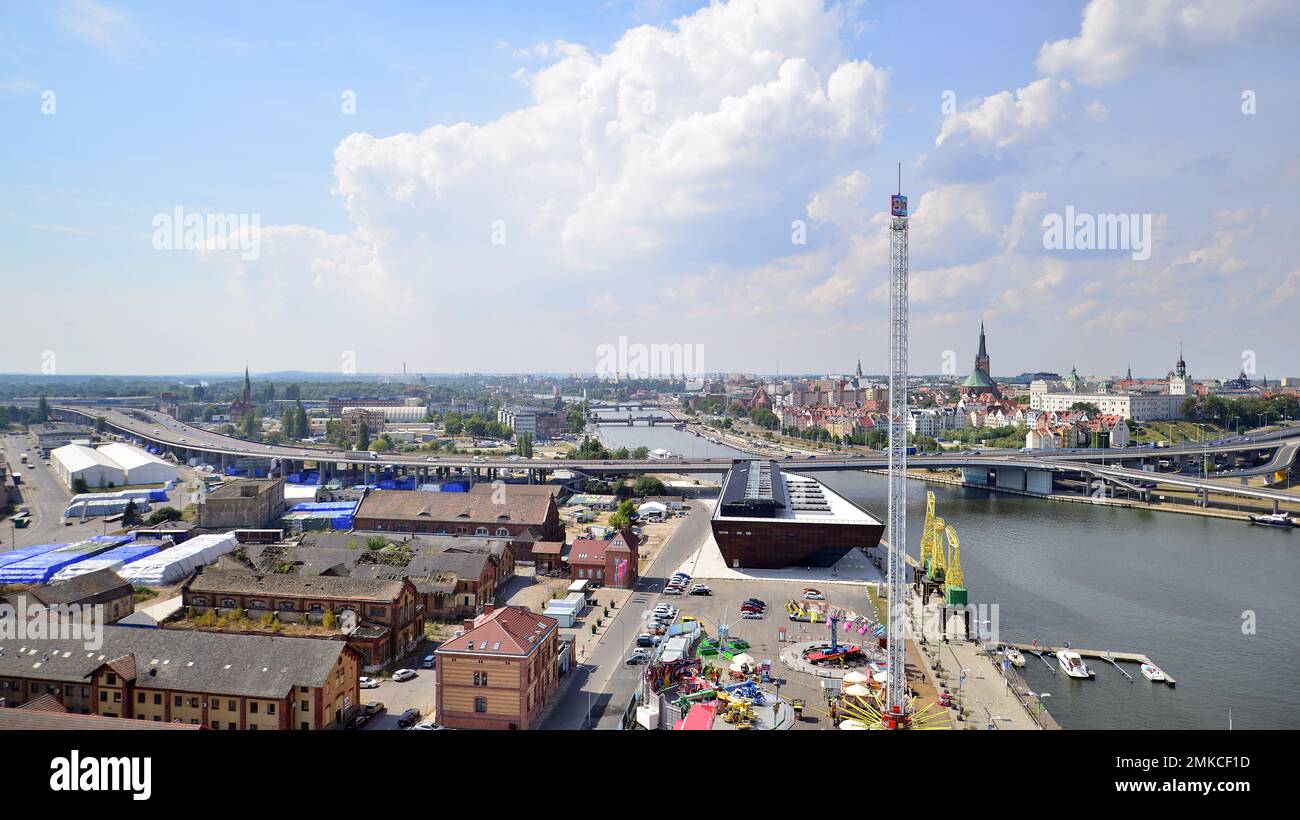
637;501;668;519
842;671;870;685
843;683;873;697
51;444;125;489
97;442;177;485
118;533;238;586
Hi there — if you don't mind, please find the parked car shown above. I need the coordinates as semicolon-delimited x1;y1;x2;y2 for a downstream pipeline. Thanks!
347;712;371;730
364;701;385;716
803;589;825;601
664;586;683;595
359;676;380;689
392;669;417;682
397;708;421;728
421;655;436;669
410;720;443;731
690;585;712;596
626;649;652;665
636;633;657;647
744;598;767;607
742;611;764;619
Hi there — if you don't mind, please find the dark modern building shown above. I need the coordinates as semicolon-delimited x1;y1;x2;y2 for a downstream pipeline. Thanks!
710;460;884;569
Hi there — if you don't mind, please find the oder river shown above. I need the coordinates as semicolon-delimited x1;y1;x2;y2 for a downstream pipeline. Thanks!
598;416;1300;729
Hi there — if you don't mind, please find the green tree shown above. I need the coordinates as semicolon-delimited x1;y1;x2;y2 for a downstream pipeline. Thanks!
241;411;258;439
633;476;666;496
1070;402;1101;414
750;408;779;429
146;506;183;525
72;476;89;494
294;401;308;439
122;499;140;526
633;446;649;459
94;415;107;433
356;421;371;451
36;395;50;423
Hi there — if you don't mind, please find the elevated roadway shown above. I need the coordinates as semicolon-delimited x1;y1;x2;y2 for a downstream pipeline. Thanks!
53;405;1300;508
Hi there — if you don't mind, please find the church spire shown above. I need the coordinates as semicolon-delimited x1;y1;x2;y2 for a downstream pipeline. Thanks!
977;321;987;358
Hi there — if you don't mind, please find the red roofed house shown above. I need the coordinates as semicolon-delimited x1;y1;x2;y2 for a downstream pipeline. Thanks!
434;605;559;730
568;528;639;590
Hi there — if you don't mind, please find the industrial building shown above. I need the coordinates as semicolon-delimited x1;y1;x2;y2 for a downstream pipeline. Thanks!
196;478;286;529
28;422;94;455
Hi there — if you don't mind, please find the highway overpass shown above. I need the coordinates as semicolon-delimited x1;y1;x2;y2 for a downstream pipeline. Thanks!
54;404;1300;512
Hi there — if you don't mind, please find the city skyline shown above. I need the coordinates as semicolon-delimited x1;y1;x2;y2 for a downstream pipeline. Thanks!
3;0;1298;377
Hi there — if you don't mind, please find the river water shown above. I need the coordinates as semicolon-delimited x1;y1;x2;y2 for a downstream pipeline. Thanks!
597;415;1300;729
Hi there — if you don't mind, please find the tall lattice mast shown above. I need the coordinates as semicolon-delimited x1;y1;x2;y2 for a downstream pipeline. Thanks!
885;171;910;726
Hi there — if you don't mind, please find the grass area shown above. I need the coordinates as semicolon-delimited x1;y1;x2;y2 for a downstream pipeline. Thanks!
869;585;888;627
133;586;159;603
1129;420;1227;445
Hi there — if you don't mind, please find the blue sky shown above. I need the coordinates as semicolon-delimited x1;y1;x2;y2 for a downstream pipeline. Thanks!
2;0;1298;378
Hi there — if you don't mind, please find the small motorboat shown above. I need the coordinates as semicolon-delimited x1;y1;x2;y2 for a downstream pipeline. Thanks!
1003;647;1026;668
1248;513;1298;528
1057;650;1094;679
1140;663;1167;683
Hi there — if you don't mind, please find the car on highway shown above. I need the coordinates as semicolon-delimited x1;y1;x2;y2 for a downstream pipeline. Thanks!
397;708;421;728
392;669;417;682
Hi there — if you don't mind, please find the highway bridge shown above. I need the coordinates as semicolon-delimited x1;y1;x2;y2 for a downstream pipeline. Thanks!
53;405;1300;512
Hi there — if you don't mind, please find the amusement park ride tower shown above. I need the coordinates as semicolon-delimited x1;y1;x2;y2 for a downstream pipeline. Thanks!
885;175;910;728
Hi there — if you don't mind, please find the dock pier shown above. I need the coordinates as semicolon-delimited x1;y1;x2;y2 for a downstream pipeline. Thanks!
1008;643;1175;686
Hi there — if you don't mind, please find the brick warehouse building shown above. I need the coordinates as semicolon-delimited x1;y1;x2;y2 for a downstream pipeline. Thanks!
568;528;640;590
0;626;360;729
353;490;564;561
180;569;422;668
434;605;558;730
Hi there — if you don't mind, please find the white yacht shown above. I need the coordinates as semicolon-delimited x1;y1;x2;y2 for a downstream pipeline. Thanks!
1057;650;1094;679
1003;647;1026;668
1248;512;1297;528
1140;663;1167;683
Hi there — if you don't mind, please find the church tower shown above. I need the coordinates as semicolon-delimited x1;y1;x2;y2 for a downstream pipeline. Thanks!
975;322;990;375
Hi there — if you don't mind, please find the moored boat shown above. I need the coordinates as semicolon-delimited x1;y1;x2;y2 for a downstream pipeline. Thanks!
1057;650;1094;679
1248;513;1297;528
1003;647;1026;667
1140;662;1166;683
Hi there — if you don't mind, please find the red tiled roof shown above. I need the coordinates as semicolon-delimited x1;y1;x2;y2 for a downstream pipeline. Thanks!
437;606;556;657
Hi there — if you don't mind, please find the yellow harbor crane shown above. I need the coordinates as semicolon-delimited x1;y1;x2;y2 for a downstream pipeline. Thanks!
918;491;938;571
943;524;967;606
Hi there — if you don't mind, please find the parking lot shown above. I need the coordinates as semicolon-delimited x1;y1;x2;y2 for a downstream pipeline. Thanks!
356;649;439;730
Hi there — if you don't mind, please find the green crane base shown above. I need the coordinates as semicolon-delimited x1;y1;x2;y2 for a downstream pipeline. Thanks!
945;586;967;606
